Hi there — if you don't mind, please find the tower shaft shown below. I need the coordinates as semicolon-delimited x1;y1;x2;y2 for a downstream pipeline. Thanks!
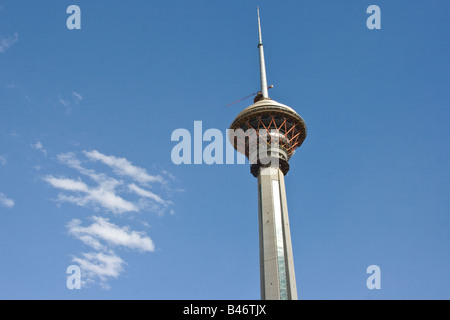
257;166;298;300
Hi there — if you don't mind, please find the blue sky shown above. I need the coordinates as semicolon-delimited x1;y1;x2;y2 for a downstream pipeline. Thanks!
0;0;449;299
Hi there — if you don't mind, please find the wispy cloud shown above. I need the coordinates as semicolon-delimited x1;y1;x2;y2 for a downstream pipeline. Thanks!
0;32;18;53
67;216;155;288
46;148;173;217
58;91;82;114
128;183;168;205
59;99;70;108
45;176;88;193
67;216;155;252
0;193;14;208
72;91;83;101
84;150;164;185
0;155;6;166
43;149;176;288
45;174;138;214
71;251;125;289
31;141;47;156
49;151;173;215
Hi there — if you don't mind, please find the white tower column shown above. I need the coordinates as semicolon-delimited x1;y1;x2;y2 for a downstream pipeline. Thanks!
257;166;298;300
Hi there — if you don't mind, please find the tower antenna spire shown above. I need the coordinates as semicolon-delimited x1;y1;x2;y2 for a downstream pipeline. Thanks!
257;7;269;99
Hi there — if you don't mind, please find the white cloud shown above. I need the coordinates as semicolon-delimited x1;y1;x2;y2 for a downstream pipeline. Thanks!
0;155;6;166
43;149;176;288
57;152;83;170
161;170;176;181
0;193;14;208
77;234;107;251
57;152;115;186
45;176;88;193
84;150;164;185
60;99;70;107
57;92;82;114
128;183;171;206
0;33;18;53
44;175;138;214
72;91;83;101
47;151;174;215
67;216;155;288
67;216;155;252
31;141;47;156
72;251;125;288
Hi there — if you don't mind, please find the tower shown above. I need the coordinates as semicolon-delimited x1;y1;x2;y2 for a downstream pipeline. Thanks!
228;8;307;300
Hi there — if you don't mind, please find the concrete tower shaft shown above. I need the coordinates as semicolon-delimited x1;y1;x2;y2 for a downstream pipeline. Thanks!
258;166;298;300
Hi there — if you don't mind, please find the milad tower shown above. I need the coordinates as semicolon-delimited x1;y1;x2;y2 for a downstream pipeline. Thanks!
228;8;308;300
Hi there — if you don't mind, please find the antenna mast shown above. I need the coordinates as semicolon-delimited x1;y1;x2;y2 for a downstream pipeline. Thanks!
257;7;269;99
